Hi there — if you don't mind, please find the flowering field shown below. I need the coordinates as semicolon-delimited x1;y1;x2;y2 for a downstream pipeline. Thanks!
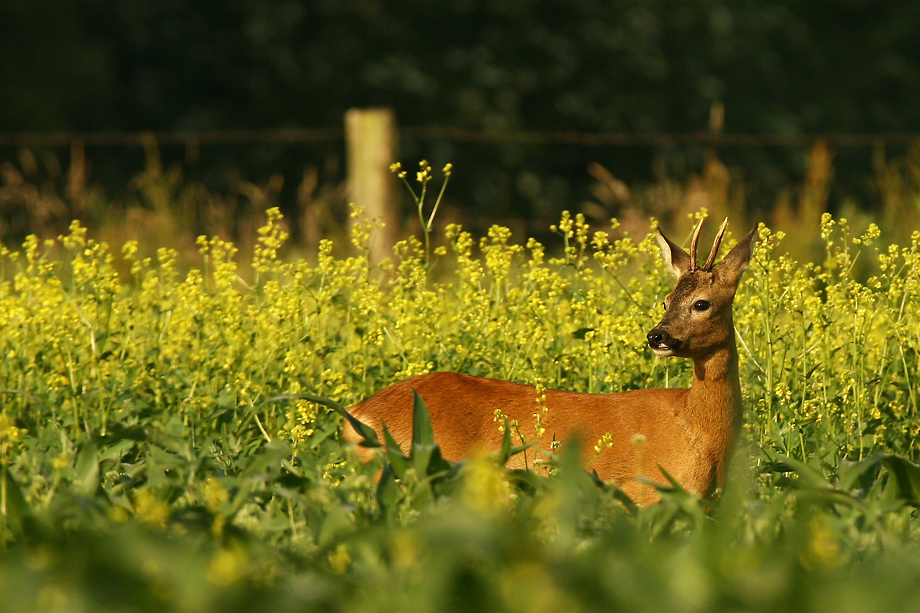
2;200;920;611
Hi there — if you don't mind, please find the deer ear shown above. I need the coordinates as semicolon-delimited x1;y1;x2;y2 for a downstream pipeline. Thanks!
656;229;692;278
712;225;757;286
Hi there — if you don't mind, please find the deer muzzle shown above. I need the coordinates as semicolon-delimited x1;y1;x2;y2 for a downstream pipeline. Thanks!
647;328;683;356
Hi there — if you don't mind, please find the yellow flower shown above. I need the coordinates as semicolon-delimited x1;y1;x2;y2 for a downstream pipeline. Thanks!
327;544;352;574
133;488;170;528
208;546;249;585
0;412;24;462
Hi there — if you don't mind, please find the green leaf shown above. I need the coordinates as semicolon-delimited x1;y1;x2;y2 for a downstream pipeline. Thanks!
318;504;354;547
879;455;920;504
268;392;381;448
383;425;409;479
499;421;512;462
836;455;883;492
495;420;536;466
74;440;100;497
411;388;434;447
762;454;832;490
589;471;639;517
97;438;137;462
1;468;29;536
144;448;168;489
408;388;442;474
224;479;256;518
419;445;454;484
376;464;400;521
791;488;864;510
410;442;435;475
239;441;289;479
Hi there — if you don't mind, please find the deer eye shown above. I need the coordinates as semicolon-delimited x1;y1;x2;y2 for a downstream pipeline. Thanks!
693;300;711;312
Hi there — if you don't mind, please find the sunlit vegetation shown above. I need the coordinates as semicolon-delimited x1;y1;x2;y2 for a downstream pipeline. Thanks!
1;165;920;610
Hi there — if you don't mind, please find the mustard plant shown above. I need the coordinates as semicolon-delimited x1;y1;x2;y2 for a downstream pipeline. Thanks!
2;192;920;611
391;160;452;269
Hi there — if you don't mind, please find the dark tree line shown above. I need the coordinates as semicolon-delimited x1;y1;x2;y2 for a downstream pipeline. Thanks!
3;0;919;221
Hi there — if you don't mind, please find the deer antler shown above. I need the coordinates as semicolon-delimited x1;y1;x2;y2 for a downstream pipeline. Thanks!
703;217;729;270
688;217;705;271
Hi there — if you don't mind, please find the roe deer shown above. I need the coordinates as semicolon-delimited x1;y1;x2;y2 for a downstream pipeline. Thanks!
344;218;756;505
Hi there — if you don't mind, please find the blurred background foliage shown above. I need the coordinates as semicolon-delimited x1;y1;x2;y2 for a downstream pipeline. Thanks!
2;0;920;248
7;0;920;133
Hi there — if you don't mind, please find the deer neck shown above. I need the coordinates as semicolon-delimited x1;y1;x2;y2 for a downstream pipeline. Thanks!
685;341;743;436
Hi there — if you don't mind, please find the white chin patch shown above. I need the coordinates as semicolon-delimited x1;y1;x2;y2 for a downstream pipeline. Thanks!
651;347;674;358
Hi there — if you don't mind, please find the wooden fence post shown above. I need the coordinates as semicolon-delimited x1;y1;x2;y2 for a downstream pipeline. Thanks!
345;108;399;264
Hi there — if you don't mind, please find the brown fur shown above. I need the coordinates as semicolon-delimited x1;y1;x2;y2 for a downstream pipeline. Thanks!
344;219;756;505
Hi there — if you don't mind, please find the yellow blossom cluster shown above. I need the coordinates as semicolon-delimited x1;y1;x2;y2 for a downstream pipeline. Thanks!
0;205;918;484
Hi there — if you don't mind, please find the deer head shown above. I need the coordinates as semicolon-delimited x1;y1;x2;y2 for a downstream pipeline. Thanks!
647;218;757;359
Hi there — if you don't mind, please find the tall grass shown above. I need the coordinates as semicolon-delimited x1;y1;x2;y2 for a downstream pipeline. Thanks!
4;139;920;264
1;171;920;610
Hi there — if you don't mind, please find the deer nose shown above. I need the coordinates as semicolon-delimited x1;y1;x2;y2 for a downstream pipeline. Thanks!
647;329;683;351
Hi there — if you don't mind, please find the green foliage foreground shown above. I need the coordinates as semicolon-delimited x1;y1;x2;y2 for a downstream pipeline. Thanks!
1;207;920;612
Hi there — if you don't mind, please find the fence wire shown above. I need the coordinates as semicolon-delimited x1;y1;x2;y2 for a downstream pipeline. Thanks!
2;127;919;148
